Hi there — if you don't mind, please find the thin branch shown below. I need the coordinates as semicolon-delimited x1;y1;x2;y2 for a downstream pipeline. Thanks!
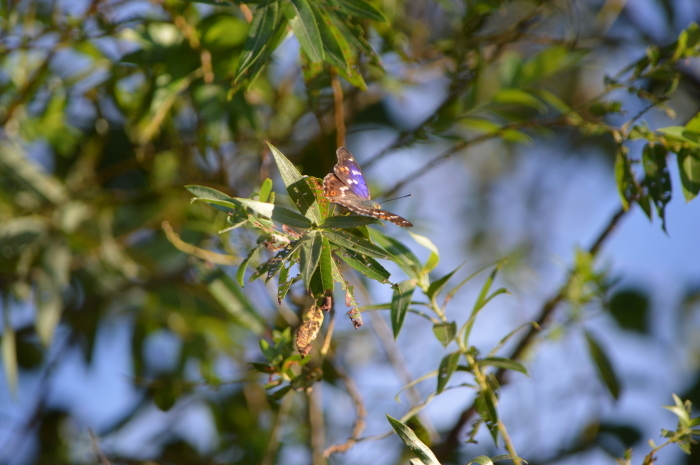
89;430;112;465
161;221;237;265
260;392;295;465
323;362;367;457
308;388;326;465
435;203;630;461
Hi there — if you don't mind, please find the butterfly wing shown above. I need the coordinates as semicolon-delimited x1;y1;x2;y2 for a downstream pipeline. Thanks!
323;147;414;228
332;147;371;199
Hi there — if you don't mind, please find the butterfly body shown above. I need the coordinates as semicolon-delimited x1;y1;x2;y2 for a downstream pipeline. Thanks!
323;147;413;228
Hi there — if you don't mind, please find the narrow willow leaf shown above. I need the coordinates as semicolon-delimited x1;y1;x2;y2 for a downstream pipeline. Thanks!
432;322;457;347
276;264;295;303
474;390;500;443
409;232;439;273
369;229;422;280
35;271;62;346
234;246;256;286
677;148;700;202
300;232;322;290
437;351;461;394
479;357;528;376
235;198;312;228
459;263;504;348
203;267;267;336
391;280;416;339
235;0;281;83
584;330;621;399
492;88;548;114
336;247;391;282
267;143;323;223
426;262;465;301
642;143;671;232
259;178;273;202
614;150;634;210
319;237;334;292
323;229;389;259
386;415;440;465
318;216;379;229
186;184;236;203
489;455;524;464
310;2;360;87
282;0;323;62
466;456;494;465
335;0;388;22
2;314;17;396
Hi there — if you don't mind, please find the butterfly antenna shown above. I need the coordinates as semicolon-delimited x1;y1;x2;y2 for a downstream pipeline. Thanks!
379;194;412;205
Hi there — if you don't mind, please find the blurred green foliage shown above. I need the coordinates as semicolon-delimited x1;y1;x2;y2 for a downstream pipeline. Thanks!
2;0;700;464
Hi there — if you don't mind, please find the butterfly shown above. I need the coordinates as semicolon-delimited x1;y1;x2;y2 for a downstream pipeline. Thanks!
323;147;413;228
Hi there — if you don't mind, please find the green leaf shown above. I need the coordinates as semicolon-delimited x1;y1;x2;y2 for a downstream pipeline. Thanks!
323;229;389;259
319;237;334;291
202;267;267;336
642;143;671;232
656;126;700;147
474;389;499;443
0;141;68;205
267;143;323;223
2;311;17;397
521;45;588;85
282;0;323;62
186;184;238;213
335;0;388;22
584;330;621;399
336;247;391;282
237;246;262;287
479;357;528;376
277;265;299;303
614;149;635;210
300;232;322;290
437;351;460;394
35;270;63;346
426;262;465;301
259;178;273;202
391;280;416;338
410;233;439;273
235;198;313;228
432;322;457;347
460;264;505;349
235;0;282;84
386;415;440;465
318;216;380;229
492;88;547;114
677;148;700;202
369;229;422;280
311;4;365;89
466;456;494;465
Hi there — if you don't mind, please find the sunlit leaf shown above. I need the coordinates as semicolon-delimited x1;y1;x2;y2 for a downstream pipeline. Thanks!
369;229;422;280
282;0;324;62
267;143;323;223
410;233;439;273
323;229;389;259
391;280;416;338
479;357;528;375
235;0;282;85
437;351;460;394
432;322;457;347
386;415;440;465
584;330;621;399
336;247;391;282
677;148;700;202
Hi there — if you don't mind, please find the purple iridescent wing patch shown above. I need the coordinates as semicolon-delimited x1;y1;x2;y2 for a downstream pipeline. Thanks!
323;147;413;228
